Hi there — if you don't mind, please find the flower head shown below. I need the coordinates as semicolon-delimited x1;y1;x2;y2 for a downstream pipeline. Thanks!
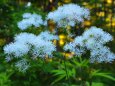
26;2;31;7
4;42;30;58
4;32;57;59
14;32;37;44
64;26;115;63
18;13;43;30
38;31;58;41
15;59;30;72
47;3;90;27
4;31;57;72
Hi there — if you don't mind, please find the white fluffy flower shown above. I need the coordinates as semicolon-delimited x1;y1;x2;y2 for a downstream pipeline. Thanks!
43;20;48;26
18;19;31;30
74;36;85;46
14;32;37;44
47;3;90;27
23;13;32;18
64;26;115;63
38;31;58;41
64;42;76;52
26;2;31;7
90;46;115;63
64;42;86;56
4;32;57;59
15;59;30;72
83;26;113;45
25;34;56;58
4;42;30;57
5;56;12;62
31;40;56;58
4;31;57;72
18;13;43;30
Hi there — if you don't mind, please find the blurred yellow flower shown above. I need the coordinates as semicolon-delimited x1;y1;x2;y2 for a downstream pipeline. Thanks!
0;39;6;46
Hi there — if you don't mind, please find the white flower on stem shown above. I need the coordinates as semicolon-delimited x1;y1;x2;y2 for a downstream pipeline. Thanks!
18;13;43;30
27;35;56;58
4;42;30;58
4;31;57;59
18;19;31;30
74;36;85;46
14;32;37;44
47;3;90;27
38;31;59;41
83;26;113;45
32;40;56;58
5;56;12;62
15;59;30;72
90;46;115;63
64;26;115;63
64;42;76;52
4;31;57;72
23;13;32;18
64;42;86;56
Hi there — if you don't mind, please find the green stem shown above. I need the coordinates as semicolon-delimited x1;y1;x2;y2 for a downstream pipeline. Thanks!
89;80;92;86
63;57;71;86
42;58;46;72
78;56;86;86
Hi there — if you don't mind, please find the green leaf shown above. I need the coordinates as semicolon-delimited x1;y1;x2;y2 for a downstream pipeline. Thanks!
86;82;104;86
51;70;66;76
91;70;115;81
51;75;65;85
93;73;115;81
72;58;89;67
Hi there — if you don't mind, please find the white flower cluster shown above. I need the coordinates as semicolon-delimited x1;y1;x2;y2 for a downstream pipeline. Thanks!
4;31;57;59
26;2;31;7
64;26;115;63
15;59;29;72
4;42;30;58
17;13;43;30
47;3;90;27
39;31;58;41
4;31;58;71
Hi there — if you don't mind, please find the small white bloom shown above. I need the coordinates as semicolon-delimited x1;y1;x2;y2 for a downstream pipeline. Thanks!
14;32;37;44
28;35;56;58
18;13;43;30
15;59;30;72
64;42;86;56
74;36;85;46
26;2;31;7
83;26;113;44
23;13;32;18
43;20;48;26
17;19;31;30
38;31;58;41
32;40;56;58
4;42;30;57
90;46;115;63
5;56;12;62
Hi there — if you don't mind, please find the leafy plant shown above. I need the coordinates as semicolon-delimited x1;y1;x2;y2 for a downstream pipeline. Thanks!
0;72;11;86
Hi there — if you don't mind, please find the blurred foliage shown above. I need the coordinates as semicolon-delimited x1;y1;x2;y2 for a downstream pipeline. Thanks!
50;56;115;86
0;0;115;86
